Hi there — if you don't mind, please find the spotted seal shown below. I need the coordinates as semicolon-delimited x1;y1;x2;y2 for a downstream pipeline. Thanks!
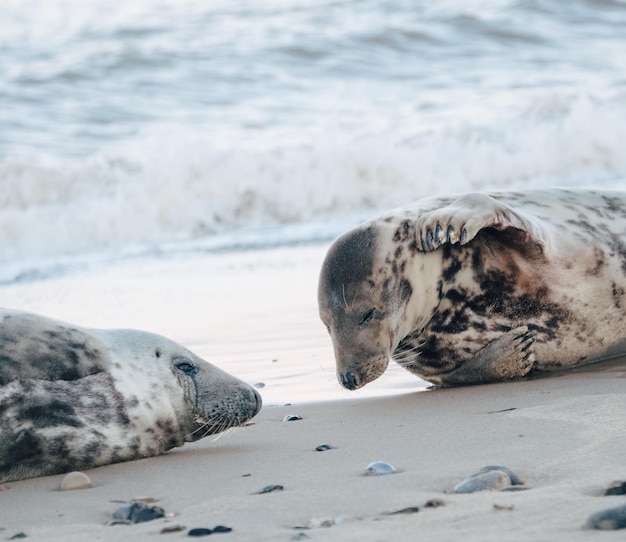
0;309;262;482
318;189;626;389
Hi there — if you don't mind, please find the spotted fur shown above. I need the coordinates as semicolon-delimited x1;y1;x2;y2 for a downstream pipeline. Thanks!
0;310;261;482
319;189;626;389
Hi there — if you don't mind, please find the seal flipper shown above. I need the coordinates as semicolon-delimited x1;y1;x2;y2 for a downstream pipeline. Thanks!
438;326;536;387
416;193;550;259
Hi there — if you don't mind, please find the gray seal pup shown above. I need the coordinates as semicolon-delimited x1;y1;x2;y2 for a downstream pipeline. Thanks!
318;189;626;389
0;309;261;482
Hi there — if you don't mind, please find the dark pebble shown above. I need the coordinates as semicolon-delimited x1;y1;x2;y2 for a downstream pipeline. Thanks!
423;499;446;508
212;525;233;533
283;414;302;421
112;502;165;524
388;506;419;515
605;481;626;496
259;484;284;494
9;534;27;540
587;503;626;530
315;444;334;451
188;528;213;537
160;525;186;534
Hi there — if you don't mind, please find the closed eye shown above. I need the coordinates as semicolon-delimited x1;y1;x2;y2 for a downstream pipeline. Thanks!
175;359;198;376
359;308;381;326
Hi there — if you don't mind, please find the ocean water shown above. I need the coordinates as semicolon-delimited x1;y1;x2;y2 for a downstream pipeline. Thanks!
2;0;626;277
1;0;626;399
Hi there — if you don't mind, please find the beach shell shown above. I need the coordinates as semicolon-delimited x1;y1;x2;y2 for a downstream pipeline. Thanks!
365;461;396;476
283;414;302;421
59;471;92;491
587;503;626;530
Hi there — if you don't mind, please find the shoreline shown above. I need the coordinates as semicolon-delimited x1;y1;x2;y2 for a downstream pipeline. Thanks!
2;368;626;540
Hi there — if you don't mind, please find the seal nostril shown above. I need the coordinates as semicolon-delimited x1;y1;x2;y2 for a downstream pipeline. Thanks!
340;371;359;390
252;388;263;416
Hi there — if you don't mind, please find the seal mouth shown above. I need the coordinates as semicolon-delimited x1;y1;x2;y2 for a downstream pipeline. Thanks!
186;388;262;441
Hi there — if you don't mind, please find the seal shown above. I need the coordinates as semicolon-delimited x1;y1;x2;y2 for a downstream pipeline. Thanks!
0;309;262;482
318;189;626;389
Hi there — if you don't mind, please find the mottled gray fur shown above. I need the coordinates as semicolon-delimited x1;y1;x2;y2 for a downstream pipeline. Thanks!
0;310;261;482
319;189;626;389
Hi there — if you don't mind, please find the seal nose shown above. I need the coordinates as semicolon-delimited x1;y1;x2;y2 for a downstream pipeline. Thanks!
251;387;263;417
340;371;359;390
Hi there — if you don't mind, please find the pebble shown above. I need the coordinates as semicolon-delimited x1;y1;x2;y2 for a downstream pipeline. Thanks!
292;534;311;541
423;499;446;508
160;525;186;534
587;503;626;530
283;414;302;421
9;534;26;540
258;484;284;494
387;506;419;515
315;444;334;452
454;470;510;493
605;481;626;496
454;466;523;494
59;471;92;491
253;382;265;389
365;461;396;476
112;502;165;524
188;528;213;537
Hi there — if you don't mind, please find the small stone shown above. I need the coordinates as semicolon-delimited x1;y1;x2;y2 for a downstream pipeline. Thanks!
9;534;26;540
212;525;232;533
307;518;335;528
112;502;165;524
132;497;158;504
423;499;446;508
59;471;92;491
315;444;334;452
605;481;626;496
292;534;310;540
283;414;302;421
387;506;419;515
258;484;284;494
479;465;523;486
587;503;626;530
253;382;265;388
365;461;396;476
188;528;213;537
454;470;511;493
160;525;186;534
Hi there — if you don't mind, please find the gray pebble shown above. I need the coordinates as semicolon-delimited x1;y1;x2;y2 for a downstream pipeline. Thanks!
365;461;396;476
454;470;511;493
587;503;626;530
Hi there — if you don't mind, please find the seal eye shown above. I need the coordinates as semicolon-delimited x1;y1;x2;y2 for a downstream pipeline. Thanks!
359;308;380;326
175;360;198;376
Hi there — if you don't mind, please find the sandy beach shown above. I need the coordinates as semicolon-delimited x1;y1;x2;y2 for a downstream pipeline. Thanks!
1;244;626;541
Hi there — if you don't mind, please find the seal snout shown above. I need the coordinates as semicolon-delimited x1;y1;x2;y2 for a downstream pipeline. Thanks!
251;387;263;417
340;371;360;390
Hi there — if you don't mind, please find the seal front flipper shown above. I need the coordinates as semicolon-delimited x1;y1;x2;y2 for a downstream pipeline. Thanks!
438;326;536;387
416;193;550;258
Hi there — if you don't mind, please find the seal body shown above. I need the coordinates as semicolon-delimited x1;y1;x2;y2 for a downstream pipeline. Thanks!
0;310;262;482
318;189;626;389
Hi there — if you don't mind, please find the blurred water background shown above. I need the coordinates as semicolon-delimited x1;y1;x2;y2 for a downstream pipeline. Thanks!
2;0;626;280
